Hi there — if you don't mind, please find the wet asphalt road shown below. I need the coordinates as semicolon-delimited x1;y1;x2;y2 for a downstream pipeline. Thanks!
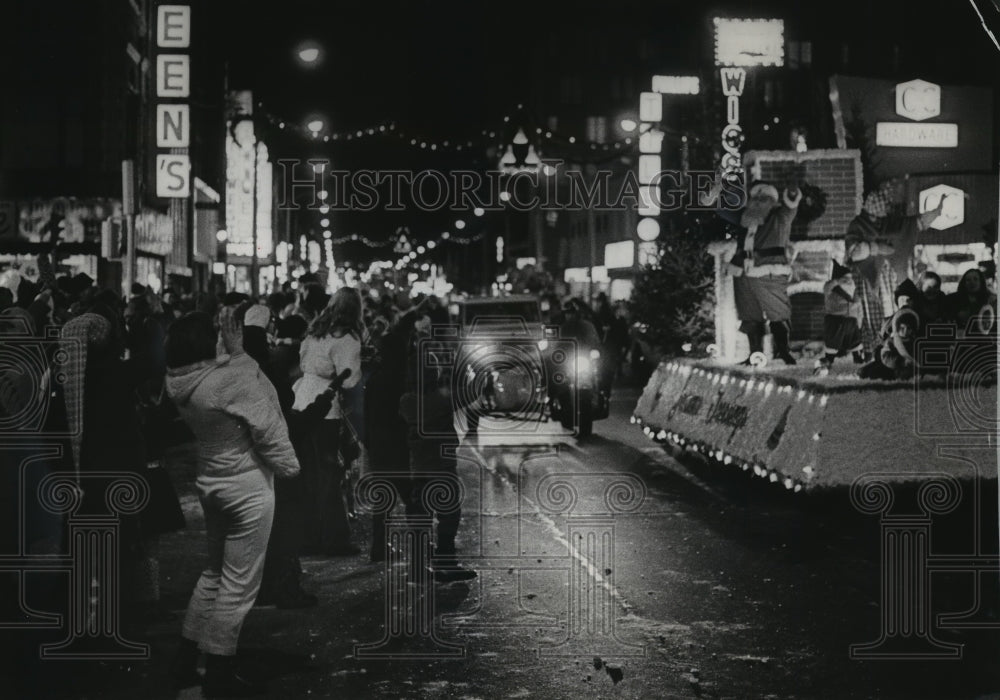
9;387;1000;699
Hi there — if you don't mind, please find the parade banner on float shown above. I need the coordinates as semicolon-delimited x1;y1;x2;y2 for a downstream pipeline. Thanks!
632;359;997;491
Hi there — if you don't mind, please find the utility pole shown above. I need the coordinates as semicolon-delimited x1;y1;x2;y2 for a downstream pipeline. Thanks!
122;160;136;297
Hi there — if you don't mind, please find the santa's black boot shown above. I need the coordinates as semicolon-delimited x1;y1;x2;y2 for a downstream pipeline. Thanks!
738;322;765;365
770;321;797;365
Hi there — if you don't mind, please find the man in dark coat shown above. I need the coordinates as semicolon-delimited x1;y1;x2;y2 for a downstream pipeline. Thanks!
242;304;317;608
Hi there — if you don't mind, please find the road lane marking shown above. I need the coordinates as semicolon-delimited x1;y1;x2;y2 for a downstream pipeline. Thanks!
462;441;639;618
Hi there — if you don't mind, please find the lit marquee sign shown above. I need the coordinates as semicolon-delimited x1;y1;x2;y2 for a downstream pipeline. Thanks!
638;186;660;217
638;155;661;185
713;18;785;67
224;120;273;259
918;184;965;230
875;122;958;148
639;128;664;154
896;79;941;121
639;92;663;122
155;5;191;198
636;90;663;241
604;240;635;269
256;143;273;259
652;75;700;95
876;78;958;148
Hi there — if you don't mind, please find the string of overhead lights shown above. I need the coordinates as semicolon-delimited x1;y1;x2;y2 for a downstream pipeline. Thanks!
254;102;641;156
258;111;396;142
386;229;487;273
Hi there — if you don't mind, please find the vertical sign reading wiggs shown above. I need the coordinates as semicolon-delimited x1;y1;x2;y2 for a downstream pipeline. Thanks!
155;5;191;198
719;67;746;182
712;18;783;184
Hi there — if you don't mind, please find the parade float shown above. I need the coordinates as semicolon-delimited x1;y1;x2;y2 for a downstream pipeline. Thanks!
631;357;997;492
632;150;998;491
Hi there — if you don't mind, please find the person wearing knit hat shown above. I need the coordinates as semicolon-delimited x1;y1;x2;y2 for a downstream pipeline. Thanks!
818;260;865;373
705;175;802;365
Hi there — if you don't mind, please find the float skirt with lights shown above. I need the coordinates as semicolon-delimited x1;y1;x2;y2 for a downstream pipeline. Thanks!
632;359;997;492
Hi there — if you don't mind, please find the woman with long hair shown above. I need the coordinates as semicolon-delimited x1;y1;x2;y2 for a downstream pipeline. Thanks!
946;268;997;333
292;287;363;555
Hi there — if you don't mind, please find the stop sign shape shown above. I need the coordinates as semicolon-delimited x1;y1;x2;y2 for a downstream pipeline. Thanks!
919;184;965;230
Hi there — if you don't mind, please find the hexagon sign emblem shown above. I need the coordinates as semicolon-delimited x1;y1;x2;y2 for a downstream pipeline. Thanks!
895;79;941;121
919;184;965;230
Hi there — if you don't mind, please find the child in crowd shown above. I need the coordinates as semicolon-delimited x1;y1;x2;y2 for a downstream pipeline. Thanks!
916;271;947;325
858;305;921;381
818;261;865;372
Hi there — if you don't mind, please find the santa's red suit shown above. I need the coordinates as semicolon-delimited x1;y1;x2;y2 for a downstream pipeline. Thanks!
719;182;801;364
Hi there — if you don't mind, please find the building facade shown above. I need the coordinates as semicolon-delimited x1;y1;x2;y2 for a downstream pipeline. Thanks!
0;0;226;296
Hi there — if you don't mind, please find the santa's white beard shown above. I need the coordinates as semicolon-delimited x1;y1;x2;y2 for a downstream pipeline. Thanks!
740;202;772;228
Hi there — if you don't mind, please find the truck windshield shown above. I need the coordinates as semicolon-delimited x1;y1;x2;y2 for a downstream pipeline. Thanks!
463;302;540;325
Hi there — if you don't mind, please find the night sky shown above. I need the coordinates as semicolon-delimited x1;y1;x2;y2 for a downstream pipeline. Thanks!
200;0;1000;264
216;0;1000;141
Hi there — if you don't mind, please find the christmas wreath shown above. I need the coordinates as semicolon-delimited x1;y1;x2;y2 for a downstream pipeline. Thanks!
795;182;828;224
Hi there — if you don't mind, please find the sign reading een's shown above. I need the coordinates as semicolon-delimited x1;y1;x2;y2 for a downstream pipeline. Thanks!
156;155;190;197
155;5;191;198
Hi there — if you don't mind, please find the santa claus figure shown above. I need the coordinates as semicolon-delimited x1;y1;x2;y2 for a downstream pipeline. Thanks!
707;179;802;364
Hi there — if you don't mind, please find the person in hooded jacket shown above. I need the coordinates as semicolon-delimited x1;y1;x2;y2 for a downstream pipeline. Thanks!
165;307;300;697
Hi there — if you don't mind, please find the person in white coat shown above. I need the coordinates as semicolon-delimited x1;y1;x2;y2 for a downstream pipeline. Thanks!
292;287;363;555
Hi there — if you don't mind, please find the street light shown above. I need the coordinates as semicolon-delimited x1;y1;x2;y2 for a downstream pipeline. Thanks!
307;119;324;133
296;42;322;66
